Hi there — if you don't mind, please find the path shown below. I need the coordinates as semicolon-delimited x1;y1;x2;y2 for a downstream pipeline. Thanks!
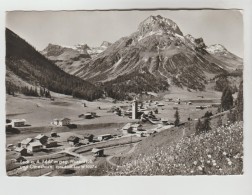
106;142;139;167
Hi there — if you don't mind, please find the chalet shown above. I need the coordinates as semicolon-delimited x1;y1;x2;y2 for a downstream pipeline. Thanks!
83;133;94;142
84;113;93;119
20;138;34;148
131;124;143;131
11;119;26;127
92;148;104;157
122;123;133;134
52;118;71;126
67;136;80;146
44;139;57;148
27;141;43;153
97;134;112;141
35;134;48;145
15;147;28;156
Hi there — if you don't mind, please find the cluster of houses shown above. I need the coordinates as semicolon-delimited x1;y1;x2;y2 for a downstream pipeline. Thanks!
13;132;58;156
121;123;157;137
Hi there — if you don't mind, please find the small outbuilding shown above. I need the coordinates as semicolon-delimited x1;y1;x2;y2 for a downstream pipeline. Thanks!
97;134;112;141
44;138;58;148
67;136;80;146
92;148;104;157
84;113;93;119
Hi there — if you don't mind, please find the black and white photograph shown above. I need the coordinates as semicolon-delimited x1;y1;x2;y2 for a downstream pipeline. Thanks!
4;9;245;177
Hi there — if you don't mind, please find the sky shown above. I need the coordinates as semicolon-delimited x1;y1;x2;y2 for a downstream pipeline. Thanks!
6;10;243;57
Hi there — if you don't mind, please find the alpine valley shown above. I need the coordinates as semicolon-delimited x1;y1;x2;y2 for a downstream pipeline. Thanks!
7;15;243;100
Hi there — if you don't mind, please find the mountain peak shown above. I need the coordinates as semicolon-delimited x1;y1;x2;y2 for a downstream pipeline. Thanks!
137;15;183;37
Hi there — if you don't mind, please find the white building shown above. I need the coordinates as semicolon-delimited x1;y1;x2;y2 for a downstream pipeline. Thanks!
52;118;71;126
27;141;43;153
10;119;26;127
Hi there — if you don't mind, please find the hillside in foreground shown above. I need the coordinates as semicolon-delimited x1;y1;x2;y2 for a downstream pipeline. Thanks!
109;122;243;175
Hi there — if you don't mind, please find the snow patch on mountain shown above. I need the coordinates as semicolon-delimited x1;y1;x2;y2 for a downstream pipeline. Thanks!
206;44;227;54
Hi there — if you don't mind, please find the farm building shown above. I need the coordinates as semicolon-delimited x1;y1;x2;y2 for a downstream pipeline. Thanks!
51;132;58;137
20;138;34;148
10;119;26;127
27;141;43;153
44;139;58;148
52;118;71;126
15;147;28;156
67;136;80;146
131;124;143;131
16;156;27;163
92;148;104;157
84;113;93;119
35;134;48;145
97;134;112;141
83;133;94;142
122;123;133;134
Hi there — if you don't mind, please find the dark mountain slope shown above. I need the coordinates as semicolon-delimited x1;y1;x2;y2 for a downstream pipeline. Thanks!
6;28;103;101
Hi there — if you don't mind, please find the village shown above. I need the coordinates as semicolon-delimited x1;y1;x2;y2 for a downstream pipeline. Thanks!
6;91;221;176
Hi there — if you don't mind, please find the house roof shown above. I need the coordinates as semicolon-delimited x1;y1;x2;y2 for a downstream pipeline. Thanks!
35;134;48;140
12;119;26;123
67;136;80;142
92;148;104;153
21;138;33;145
28;141;42;147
